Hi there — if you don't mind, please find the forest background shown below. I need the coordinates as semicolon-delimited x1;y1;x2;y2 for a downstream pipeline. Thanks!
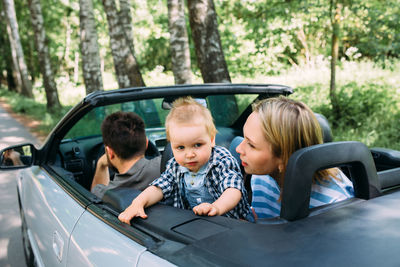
0;0;399;149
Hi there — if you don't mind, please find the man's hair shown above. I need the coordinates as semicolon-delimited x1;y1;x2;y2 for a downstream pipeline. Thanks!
165;96;217;141
101;111;146;160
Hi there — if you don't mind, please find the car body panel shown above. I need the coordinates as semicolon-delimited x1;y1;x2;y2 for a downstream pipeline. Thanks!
164;190;400;266
67;209;146;266
19;166;86;266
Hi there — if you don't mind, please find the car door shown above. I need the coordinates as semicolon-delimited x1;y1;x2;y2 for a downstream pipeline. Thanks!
66;206;174;266
19;166;86;266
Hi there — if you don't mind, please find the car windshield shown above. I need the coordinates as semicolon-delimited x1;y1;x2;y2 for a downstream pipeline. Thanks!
64;94;258;142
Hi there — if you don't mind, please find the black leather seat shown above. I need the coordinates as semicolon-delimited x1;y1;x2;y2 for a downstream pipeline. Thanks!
315;113;333;143
160;142;173;173
280;141;381;221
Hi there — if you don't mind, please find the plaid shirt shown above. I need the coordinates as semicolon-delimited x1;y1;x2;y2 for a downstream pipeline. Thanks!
151;146;251;219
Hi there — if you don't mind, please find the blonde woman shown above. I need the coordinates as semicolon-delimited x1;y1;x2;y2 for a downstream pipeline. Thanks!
236;96;354;220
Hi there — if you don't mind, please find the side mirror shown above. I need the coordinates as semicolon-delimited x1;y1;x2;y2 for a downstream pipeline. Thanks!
0;144;35;170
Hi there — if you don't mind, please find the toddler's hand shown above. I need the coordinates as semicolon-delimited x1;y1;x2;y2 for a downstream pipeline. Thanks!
118;203;147;224
193;203;220;216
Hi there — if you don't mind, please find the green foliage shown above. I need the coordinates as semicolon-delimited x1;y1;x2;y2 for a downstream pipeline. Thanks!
1;0;399;81
1;0;400;151
2;59;400;150
295;80;400;150
333;83;400;149
346;0;400;62
216;0;331;75
0;87;71;135
214;0;400;76
131;0;171;72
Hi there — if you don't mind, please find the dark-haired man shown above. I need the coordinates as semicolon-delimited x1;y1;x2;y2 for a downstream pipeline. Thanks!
91;111;161;199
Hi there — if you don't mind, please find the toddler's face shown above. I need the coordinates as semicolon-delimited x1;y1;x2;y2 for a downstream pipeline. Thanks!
169;121;215;173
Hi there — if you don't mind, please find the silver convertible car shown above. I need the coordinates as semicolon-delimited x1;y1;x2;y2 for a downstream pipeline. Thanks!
1;84;400;266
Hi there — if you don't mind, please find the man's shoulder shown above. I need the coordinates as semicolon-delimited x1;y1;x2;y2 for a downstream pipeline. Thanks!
144;155;161;166
138;155;162;175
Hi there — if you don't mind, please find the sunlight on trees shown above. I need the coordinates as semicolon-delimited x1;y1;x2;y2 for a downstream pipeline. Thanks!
0;0;399;147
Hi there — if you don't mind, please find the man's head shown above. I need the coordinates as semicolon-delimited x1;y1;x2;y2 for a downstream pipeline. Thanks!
101;111;147;161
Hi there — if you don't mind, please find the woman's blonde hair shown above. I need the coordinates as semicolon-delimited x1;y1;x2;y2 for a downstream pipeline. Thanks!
165;96;217;141
253;96;338;186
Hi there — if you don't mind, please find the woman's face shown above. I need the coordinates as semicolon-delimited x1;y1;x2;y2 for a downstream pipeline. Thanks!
236;111;283;176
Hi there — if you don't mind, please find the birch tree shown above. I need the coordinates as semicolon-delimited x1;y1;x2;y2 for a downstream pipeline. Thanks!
79;0;104;95
119;0;134;45
28;0;61;110
0;10;18;92
102;0;145;88
330;0;342;120
187;0;230;83
3;0;33;97
168;0;192;84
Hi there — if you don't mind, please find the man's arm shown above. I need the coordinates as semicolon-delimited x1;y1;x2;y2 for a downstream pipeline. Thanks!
3;149;23;166
91;154;110;190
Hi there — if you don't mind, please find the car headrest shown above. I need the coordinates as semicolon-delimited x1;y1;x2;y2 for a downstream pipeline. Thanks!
315;113;333;143
280;141;381;221
229;136;243;165
102;187;142;212
145;139;161;159
160;142;173;173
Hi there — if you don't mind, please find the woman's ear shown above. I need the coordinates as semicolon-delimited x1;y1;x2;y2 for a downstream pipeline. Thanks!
278;162;284;174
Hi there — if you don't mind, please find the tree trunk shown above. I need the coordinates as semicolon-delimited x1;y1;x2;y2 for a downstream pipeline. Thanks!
297;29;310;66
79;0;104;95
3;0;33;97
119;0;134;45
168;0;192;84
28;0;61;111
102;0;145;88
330;0;341;121
187;0;230;83
6;22;23;92
0;11;15;91
6;64;17;92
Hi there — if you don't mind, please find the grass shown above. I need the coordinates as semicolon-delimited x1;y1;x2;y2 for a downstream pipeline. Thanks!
1;59;399;149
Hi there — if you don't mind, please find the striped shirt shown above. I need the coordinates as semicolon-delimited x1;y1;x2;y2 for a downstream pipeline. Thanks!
251;170;354;219
151;146;251;219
